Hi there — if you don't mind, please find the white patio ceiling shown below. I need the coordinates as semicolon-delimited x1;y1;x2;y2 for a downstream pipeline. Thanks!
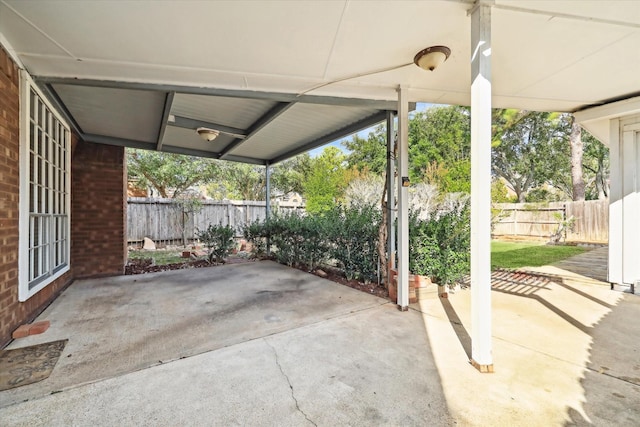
1;0;639;163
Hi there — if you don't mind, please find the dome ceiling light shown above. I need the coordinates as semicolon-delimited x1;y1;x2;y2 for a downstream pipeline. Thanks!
414;45;451;71
196;127;220;142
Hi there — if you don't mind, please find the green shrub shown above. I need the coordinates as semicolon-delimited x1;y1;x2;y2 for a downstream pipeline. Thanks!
243;220;269;258
196;223;235;264
326;204;380;283
243;204;380;282
409;201;470;285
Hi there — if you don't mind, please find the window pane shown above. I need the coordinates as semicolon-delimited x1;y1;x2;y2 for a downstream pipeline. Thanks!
30;90;35;120
26;83;70;291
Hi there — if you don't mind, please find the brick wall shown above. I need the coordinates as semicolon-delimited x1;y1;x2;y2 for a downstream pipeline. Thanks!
0;46;74;346
0;46;127;346
71;142;127;278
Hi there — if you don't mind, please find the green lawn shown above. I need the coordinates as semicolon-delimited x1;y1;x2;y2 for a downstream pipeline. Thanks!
491;241;587;270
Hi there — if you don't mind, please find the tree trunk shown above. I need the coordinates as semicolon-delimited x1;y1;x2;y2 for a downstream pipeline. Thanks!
570;117;585;201
596;160;608;200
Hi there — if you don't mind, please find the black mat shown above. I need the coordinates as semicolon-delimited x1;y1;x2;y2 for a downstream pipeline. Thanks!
0;339;68;391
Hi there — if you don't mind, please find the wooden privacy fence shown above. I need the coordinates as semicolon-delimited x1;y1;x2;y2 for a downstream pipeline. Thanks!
492;200;608;243
127;198;304;247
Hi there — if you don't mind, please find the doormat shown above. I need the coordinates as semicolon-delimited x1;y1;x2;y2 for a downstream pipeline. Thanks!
0;339;68;391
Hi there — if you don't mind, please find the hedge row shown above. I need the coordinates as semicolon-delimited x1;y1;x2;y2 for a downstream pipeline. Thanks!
243;201;470;286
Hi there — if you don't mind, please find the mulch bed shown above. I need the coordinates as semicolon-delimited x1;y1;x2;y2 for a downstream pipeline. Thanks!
125;256;389;299
125;258;213;275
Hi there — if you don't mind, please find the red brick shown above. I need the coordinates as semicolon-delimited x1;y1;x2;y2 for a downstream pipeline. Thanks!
28;320;50;335
12;324;30;339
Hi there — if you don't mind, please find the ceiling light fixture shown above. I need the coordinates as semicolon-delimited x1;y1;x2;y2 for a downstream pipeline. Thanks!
414;45;451;71
196;127;220;142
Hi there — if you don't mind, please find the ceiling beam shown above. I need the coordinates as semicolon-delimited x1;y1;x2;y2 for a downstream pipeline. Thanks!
168;115;247;139
219;154;266;165
160;145;225;161
37;83;85;137
156;91;174;151
269;110;389;164
34;76;401;110
219;101;296;160
83;133;157;150
83;133;260;163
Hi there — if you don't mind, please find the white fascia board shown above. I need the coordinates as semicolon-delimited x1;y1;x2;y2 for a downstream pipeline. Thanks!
575;96;640;123
574;96;640;147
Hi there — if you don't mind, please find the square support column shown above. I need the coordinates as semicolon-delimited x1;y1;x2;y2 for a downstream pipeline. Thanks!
386;110;396;273
265;162;271;254
470;1;494;372
265;162;271;221
396;86;410;310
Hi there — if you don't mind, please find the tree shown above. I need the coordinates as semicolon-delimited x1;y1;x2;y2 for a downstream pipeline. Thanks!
409;105;471;187
569;116;585;201
491;110;569;202
343;125;387;176
345;105;473;194
271;153;312;196
127;149;219;198
583;130;609;200
206;163;266;200
303;146;349;213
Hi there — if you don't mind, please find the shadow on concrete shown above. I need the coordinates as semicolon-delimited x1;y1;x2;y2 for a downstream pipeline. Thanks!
552;246;608;283
477;267;639;426
562;292;640;426
438;295;471;359
490;270;592;334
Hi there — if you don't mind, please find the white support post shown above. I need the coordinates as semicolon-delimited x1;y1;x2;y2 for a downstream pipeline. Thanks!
608;119;622;285
265;162;271;221
386;111;396;273
265;162;272;254
396;86;410;311
470;1;494;372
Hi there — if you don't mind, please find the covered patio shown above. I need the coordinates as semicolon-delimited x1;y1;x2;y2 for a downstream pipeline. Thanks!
1;6;640;426
1;256;639;425
2;0;639;372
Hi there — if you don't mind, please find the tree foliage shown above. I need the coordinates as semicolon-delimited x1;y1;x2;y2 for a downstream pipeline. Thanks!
409;106;471;184
582;130;609;200
344;125;387;176
491;110;569;202
206;163;266;201
303;146;350;213
127;149;219;198
270;153;312;196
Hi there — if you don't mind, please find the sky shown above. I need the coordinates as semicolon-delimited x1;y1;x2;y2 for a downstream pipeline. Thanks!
307;102;435;157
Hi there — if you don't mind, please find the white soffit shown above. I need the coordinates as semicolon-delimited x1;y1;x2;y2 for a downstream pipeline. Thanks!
3;0;638;110
52;84;165;143
230;103;381;160
1;0;639;161
170;94;278;130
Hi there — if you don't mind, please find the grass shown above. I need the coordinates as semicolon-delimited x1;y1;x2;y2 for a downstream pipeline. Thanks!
128;249;186;265
491;241;587;270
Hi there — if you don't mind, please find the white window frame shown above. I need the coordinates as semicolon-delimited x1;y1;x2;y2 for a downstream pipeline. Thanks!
18;71;71;302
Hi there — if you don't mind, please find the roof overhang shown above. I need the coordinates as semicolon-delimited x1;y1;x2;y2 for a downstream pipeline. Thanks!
574;96;640;146
1;0;639;161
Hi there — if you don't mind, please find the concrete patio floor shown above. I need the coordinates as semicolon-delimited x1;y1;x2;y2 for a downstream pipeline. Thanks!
1;257;639;426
